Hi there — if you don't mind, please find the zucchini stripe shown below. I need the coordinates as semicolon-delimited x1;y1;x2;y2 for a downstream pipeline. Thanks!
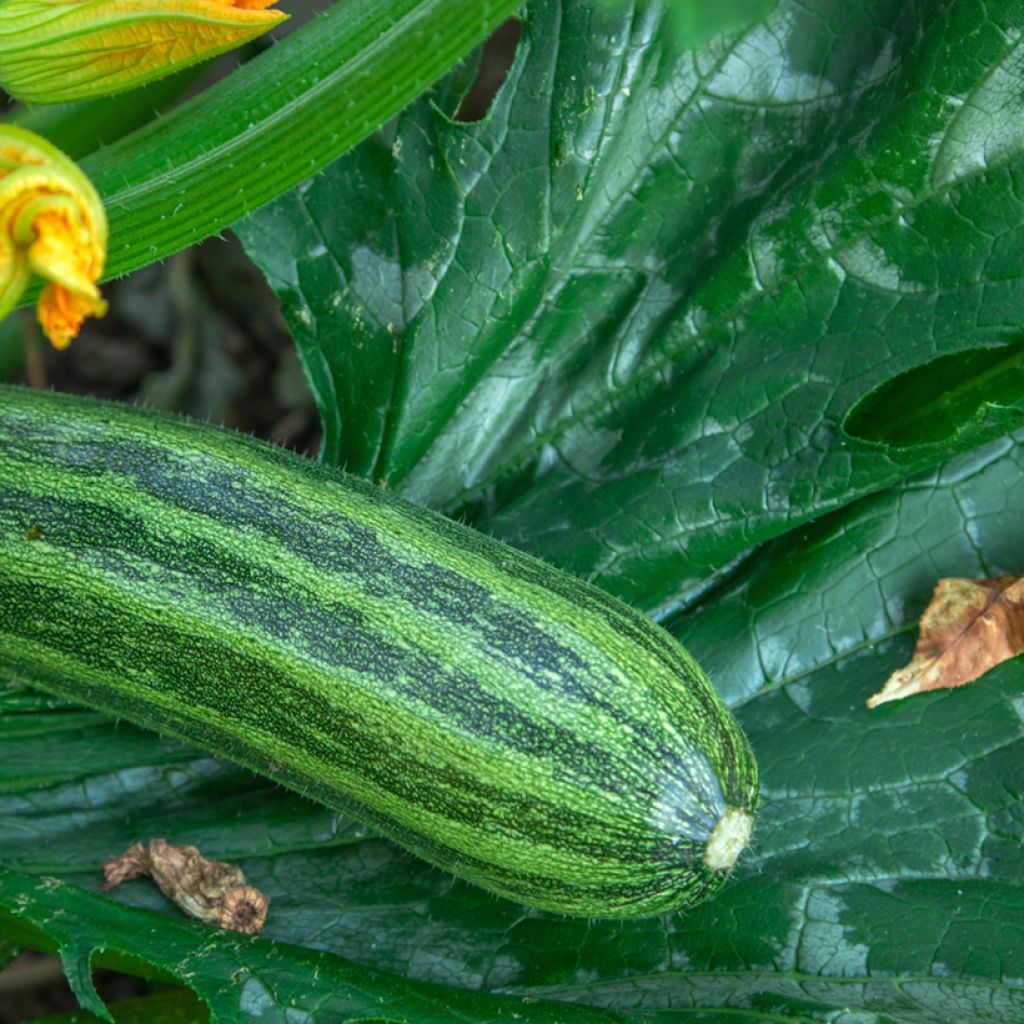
0;386;758;917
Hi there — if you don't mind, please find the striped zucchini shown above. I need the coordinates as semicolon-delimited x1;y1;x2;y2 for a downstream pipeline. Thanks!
0;385;758;918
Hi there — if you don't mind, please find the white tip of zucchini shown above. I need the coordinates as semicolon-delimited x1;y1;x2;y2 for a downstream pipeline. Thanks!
703;807;753;872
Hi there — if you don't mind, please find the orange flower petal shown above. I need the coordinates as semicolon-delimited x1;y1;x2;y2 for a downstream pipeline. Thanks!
38;283;108;351
0;126;108;349
28;209;104;298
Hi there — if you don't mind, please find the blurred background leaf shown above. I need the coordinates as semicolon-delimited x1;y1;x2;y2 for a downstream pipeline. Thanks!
599;0;780;48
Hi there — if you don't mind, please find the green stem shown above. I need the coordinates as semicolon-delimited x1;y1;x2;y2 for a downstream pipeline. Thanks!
79;0;520;284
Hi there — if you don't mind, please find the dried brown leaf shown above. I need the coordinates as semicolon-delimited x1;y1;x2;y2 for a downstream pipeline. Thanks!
101;839;268;935
867;575;1024;708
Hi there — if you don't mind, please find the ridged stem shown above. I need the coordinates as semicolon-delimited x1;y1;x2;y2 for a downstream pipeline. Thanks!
82;0;519;282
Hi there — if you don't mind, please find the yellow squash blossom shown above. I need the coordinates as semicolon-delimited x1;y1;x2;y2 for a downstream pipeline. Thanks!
0;125;107;348
0;0;286;104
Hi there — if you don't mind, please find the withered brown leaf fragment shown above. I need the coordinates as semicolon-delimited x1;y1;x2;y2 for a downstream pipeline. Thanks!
101;841;149;889
867;575;1024;708
101;839;268;934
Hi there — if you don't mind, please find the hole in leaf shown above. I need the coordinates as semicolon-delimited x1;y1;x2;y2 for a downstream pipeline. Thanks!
843;339;1024;448
453;18;522;123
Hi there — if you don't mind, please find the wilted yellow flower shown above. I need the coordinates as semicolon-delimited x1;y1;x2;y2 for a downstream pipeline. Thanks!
0;125;108;348
0;0;286;104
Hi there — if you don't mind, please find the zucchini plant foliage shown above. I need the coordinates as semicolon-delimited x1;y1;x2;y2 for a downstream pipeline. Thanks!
12;0;521;297
3;0;1024;1021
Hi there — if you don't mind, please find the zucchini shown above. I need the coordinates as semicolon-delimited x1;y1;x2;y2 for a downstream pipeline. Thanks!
0;385;758;918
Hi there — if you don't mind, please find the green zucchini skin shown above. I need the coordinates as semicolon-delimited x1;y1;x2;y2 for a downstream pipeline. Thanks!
0;385;757;918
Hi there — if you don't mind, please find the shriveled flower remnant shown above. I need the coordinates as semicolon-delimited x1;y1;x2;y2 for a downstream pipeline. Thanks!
103;839;269;935
0;126;108;348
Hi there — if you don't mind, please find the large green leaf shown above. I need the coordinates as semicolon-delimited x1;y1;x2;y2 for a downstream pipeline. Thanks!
237;0;1024;614
3;433;1023;1021
0;869;638;1024
4;0;1024;1020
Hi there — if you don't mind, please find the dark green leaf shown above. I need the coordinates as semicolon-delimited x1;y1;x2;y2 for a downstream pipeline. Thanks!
0;868;645;1024
5;0;1024;1020
0;315;21;383
842;339;1024;449
610;0;781;48
4;435;1024;1021
28;989;209;1024
239;0;1024;614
